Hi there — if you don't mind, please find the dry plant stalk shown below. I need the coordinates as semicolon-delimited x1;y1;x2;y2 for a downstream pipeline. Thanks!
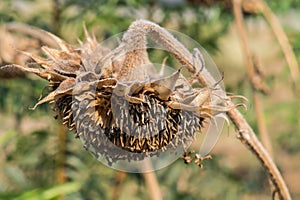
0;23;69;200
142;171;163;200
242;0;299;85
1;19;290;199
233;0;275;196
0;23;58;78
252;56;273;157
233;0;273;156
233;1;291;199
111;171;127;200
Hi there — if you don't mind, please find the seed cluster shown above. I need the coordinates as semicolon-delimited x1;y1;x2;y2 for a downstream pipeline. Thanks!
69;80;204;164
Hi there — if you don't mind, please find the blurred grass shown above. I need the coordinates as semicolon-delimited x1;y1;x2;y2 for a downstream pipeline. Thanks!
1;0;300;199
0;182;81;200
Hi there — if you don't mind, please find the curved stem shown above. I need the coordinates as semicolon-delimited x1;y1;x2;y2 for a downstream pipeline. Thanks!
227;108;290;200
6;23;58;47
258;0;299;85
125;19;291;200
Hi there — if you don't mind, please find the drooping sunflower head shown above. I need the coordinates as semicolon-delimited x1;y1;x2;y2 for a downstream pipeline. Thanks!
4;20;236;171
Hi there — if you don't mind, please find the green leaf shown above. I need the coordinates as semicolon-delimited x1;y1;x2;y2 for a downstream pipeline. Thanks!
13;182;81;200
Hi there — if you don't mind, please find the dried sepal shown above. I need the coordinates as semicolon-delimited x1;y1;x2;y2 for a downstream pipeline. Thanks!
32;78;75;109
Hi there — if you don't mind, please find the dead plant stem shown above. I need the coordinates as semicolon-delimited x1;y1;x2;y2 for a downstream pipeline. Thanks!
227;108;290;200
142;171;162;200
52;0;62;36
140;160;162;200
56;124;67;200
232;0;289;199
127;19;291;199
257;0;299;85
253;93;273;157
111;171;127;200
6;23;58;47
233;0;273;157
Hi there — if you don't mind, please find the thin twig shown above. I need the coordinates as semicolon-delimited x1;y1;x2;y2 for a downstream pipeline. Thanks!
254;0;300;154
52;0;62;36
234;1;288;197
252;56;273;156
111;171;127;200
6;23;58;47
255;0;299;85
253;93;273;157
232;1;288;199
233;0;273;157
56;124;68;200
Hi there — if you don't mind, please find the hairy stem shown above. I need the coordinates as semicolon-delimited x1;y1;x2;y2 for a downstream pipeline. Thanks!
227;107;290;200
126;19;291;200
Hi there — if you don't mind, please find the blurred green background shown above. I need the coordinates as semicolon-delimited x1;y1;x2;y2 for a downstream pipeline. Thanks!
0;0;300;199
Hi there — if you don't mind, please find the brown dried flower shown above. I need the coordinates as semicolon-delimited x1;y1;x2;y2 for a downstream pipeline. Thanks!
3;20;237;167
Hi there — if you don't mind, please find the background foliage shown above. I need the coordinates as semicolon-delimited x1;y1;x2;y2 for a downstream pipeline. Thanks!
0;0;300;199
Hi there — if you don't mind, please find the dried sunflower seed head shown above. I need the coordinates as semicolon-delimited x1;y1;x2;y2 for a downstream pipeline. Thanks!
3;20;238;171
